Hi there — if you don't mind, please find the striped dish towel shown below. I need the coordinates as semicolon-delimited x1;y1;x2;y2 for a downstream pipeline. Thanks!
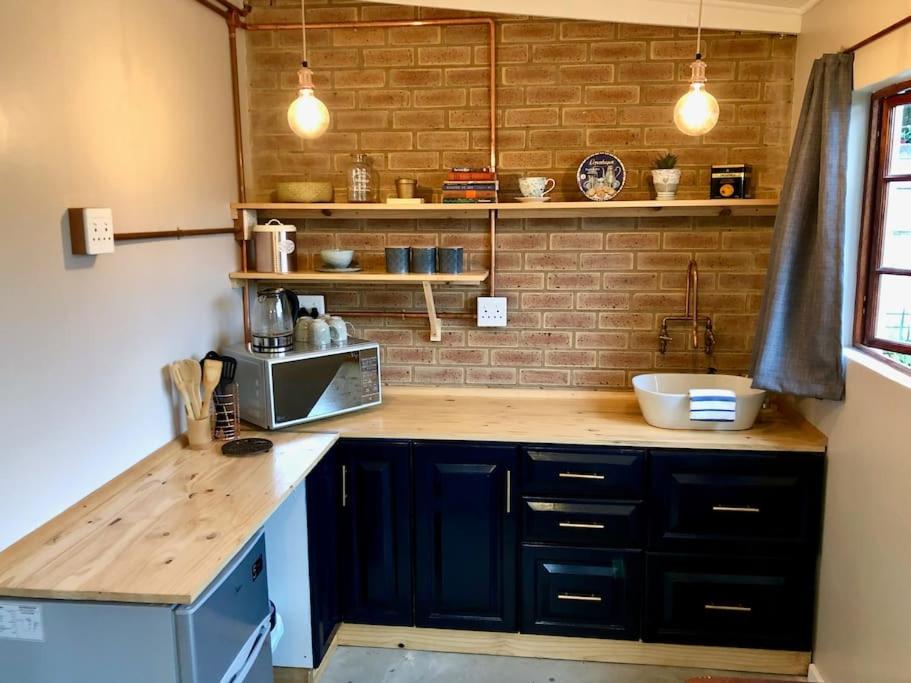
689;388;737;422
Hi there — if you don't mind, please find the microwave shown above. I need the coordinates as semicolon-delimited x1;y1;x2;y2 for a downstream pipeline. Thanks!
224;338;382;430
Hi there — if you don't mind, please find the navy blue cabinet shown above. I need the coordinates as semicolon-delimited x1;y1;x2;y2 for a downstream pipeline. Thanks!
338;439;413;626
413;441;519;632
305;444;341;668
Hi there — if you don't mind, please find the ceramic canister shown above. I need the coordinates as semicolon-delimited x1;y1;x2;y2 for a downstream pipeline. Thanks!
410;246;437;274
438;247;464;274
385;247;410;274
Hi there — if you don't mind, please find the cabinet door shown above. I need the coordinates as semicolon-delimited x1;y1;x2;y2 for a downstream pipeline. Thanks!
305;446;340;669
339;439;413;626
414;441;518;632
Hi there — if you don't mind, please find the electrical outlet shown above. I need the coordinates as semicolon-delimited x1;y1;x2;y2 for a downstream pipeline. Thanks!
477;296;508;327
297;294;326;317
68;208;114;255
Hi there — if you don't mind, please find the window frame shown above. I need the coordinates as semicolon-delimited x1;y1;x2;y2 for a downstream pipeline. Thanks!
854;79;911;366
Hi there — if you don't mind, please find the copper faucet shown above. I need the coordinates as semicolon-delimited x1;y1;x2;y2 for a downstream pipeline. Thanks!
659;260;715;354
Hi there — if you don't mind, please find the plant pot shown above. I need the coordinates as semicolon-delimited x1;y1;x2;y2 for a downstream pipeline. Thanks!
651;169;682;200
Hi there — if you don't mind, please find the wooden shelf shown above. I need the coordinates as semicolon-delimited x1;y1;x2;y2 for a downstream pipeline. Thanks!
229;270;489;285
231;270;489;342
231;199;777;221
493;198;778;219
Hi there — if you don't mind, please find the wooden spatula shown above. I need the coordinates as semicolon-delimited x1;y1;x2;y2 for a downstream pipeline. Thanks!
169;363;195;419
201;358;223;418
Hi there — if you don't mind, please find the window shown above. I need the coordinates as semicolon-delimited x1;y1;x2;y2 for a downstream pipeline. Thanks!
856;80;911;370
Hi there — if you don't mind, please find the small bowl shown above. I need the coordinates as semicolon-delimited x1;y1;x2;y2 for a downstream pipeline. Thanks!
320;249;354;268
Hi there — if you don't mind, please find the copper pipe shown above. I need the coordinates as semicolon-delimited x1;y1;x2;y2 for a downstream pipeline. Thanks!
240;237;251;345
227;12;247;202
190;0;230;19
212;0;252;16
843;15;911;53
489;212;497;297
338;311;475;320
113;227;234;241
487;18;497;171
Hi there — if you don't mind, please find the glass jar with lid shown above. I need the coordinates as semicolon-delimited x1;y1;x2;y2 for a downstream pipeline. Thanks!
346;153;378;203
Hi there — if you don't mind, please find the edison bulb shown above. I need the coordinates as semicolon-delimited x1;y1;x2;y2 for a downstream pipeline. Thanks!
673;83;719;136
288;89;330;139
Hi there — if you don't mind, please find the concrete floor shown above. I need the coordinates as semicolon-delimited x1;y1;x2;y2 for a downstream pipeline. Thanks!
321;646;808;683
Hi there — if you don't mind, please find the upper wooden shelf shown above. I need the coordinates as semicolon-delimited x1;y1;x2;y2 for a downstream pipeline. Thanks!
231;199;778;220
229;270;489;285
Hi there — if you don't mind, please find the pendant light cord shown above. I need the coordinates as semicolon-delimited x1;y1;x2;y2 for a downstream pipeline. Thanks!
695;0;704;59
300;0;308;67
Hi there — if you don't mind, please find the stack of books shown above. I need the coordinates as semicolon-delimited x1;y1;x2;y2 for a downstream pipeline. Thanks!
442;167;498;204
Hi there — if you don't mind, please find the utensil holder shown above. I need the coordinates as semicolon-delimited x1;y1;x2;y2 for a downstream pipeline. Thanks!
186;415;212;449
213;383;239;441
438;246;464;274
385;247;410;274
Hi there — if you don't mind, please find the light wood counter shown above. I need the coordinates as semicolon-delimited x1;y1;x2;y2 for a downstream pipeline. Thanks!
296;386;826;453
0;431;337;604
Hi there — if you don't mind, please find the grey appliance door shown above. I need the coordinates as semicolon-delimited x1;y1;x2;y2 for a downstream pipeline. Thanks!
175;531;270;683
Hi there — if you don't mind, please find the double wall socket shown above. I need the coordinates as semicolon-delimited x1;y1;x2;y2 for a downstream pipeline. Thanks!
68;208;114;255
477;296;508;327
297;294;326;316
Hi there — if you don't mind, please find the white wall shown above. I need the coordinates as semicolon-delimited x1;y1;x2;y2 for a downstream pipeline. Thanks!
794;2;911;681
0;0;241;551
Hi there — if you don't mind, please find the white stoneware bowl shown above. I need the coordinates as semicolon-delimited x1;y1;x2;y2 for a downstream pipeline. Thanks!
320;249;354;268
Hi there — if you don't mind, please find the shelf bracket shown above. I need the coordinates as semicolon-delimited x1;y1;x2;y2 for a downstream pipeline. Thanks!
422;281;443;342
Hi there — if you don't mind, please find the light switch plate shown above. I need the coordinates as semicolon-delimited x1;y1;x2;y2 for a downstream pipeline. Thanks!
477;296;508;327
68;208;114;255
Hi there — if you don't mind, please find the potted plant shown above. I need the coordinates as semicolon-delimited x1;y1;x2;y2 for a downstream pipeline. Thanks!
651;153;681;200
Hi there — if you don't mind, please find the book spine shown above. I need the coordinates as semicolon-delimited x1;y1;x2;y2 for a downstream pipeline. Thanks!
442;182;499;191
447;172;497;181
442;190;498;199
442;198;497;203
450;167;493;173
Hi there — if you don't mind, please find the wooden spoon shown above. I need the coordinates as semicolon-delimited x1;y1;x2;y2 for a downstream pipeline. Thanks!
179;358;203;418
169;363;194;419
200;358;223;418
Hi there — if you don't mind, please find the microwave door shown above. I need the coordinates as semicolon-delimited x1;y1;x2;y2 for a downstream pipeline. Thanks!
271;352;364;424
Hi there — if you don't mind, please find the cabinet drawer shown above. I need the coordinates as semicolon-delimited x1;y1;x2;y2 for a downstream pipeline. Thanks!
650;451;824;554
521;545;641;639
644;553;814;650
522;498;643;548
523;446;645;499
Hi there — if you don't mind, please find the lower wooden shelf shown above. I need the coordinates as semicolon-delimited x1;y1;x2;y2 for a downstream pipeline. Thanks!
229;270;489;342
334;623;811;676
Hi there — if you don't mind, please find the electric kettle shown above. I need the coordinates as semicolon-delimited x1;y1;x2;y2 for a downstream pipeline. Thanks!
251;288;299;353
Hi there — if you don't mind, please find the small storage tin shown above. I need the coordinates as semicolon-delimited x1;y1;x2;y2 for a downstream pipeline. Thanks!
410;247;437;274
438;247;464;274
385;247;410;274
710;164;752;199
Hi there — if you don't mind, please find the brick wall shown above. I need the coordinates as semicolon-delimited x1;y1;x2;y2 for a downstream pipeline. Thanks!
245;0;794;388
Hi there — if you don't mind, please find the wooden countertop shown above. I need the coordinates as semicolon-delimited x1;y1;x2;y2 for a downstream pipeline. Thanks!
0;431;337;604
295;386;826;453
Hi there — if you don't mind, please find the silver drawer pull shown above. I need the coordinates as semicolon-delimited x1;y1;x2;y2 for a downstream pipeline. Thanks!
704;603;752;613
712;505;760;513
558;593;602;602
559;521;605;530
558;472;605;480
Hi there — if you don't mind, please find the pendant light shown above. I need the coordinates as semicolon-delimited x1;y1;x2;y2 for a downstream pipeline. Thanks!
287;0;330;139
673;0;719;136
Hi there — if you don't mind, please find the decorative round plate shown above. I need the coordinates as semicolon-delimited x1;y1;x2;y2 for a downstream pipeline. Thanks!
221;438;273;457
577;152;626;201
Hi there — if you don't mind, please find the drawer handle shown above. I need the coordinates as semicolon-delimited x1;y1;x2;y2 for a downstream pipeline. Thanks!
559;521;605;530
558;472;605;480
712;505;760;513
558;593;602;602
704;603;752;613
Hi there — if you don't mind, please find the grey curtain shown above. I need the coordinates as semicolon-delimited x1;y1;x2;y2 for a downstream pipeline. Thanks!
750;53;854;400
